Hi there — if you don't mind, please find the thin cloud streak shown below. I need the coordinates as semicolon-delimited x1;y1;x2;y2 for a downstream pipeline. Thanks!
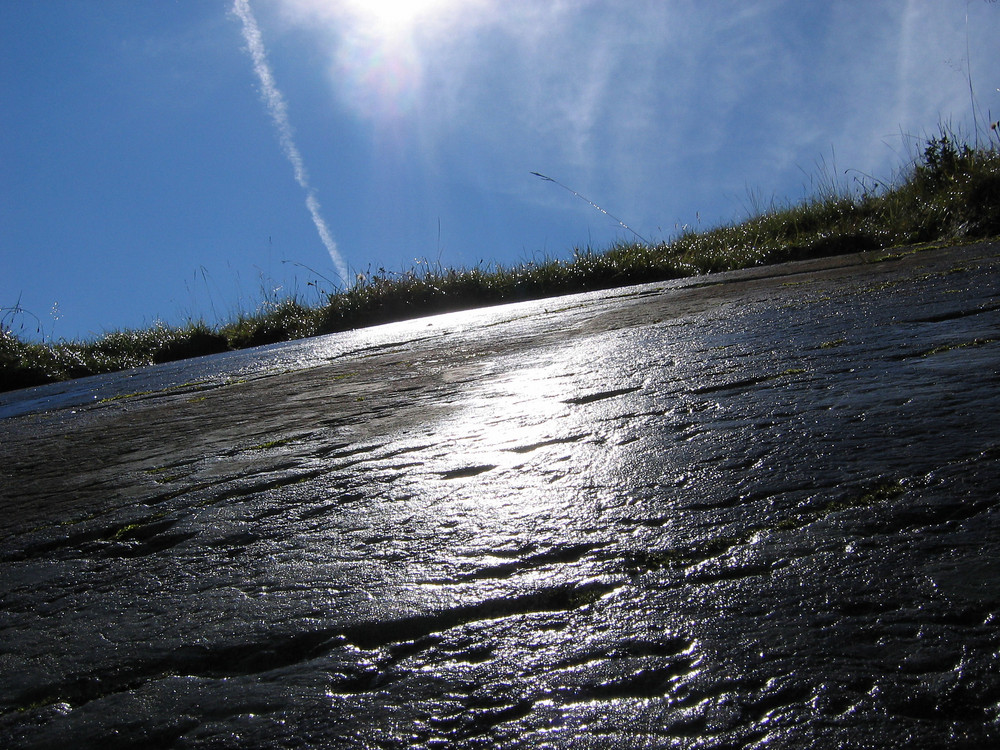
274;1;998;251
232;0;349;285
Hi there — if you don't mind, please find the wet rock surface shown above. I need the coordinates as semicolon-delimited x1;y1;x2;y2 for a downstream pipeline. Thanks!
1;242;999;748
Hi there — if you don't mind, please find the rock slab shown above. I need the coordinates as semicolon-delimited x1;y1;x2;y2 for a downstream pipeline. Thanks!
2;242;999;748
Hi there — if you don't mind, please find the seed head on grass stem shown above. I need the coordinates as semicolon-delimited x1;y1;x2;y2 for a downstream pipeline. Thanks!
531;171;651;245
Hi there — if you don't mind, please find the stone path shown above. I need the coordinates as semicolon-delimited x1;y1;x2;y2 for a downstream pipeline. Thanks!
2;242;999;748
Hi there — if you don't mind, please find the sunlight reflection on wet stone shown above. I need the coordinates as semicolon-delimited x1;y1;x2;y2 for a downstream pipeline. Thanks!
2;244;1000;747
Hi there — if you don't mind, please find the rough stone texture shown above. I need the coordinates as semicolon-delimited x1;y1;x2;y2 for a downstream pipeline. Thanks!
1;242;999;748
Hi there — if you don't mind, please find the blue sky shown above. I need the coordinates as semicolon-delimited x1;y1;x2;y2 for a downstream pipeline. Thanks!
2;1;998;341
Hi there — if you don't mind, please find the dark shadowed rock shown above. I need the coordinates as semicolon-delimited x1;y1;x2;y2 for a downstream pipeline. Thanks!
1;242;999;748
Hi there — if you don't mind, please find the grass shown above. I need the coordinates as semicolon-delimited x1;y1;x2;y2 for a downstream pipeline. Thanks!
3;132;999;393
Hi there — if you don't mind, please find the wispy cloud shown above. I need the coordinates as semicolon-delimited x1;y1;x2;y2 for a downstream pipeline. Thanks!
232;0;349;285
271;0;999;240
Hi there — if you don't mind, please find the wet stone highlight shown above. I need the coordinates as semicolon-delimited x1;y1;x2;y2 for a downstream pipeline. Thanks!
1;243;999;748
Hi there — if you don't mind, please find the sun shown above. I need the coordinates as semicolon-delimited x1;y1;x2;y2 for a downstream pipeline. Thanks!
340;0;457;35
280;0;477;120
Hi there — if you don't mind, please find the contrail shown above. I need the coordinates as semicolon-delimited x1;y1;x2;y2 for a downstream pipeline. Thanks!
232;0;349;286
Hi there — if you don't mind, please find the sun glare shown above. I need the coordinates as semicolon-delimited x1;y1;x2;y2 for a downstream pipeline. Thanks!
341;0;456;34
282;0;480;122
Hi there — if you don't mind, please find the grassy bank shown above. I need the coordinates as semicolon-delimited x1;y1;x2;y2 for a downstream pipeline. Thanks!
3;133;999;393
